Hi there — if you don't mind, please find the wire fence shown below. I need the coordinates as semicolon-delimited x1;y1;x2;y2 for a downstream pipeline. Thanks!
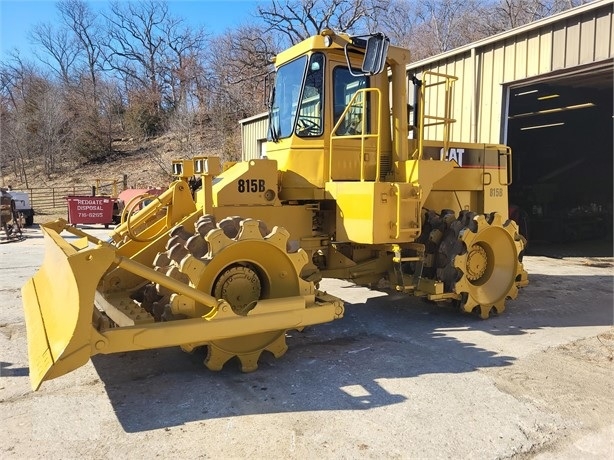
26;183;122;218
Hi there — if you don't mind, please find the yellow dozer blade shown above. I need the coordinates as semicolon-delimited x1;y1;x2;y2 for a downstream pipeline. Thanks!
22;223;116;390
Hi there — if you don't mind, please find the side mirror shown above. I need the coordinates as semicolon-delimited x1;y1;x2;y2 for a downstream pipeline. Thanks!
362;34;389;75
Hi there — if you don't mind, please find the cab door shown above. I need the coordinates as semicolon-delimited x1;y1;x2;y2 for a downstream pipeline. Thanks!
328;64;382;182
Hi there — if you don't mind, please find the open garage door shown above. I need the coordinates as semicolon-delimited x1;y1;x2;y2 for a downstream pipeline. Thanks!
504;61;613;256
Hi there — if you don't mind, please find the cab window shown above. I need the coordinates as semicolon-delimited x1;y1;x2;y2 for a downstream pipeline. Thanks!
295;53;324;137
333;67;369;135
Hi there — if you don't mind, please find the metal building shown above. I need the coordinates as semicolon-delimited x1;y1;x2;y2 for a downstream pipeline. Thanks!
409;0;612;143
240;112;268;161
407;0;613;245
241;0;613;247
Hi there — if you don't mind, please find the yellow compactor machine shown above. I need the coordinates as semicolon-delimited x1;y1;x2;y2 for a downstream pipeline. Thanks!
23;31;528;390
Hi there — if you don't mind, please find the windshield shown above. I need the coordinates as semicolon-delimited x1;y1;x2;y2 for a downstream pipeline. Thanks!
269;56;307;141
269;53;325;141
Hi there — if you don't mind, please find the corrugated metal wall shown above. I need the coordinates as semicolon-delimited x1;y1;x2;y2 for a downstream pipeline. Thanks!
408;0;613;144
240;113;268;160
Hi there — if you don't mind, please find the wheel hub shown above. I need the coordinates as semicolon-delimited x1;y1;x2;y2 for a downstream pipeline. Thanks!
465;244;487;281
213;265;261;315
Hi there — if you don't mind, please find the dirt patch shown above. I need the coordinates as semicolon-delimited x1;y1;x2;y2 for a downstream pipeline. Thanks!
488;329;614;457
581;259;614;269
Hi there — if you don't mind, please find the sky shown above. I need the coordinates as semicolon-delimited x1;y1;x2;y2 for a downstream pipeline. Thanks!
0;0;266;60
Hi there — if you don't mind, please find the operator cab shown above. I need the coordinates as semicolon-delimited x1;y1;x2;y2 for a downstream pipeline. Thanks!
268;33;388;140
265;32;395;199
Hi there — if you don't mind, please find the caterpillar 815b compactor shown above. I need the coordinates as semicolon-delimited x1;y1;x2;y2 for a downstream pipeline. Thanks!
23;30;528;390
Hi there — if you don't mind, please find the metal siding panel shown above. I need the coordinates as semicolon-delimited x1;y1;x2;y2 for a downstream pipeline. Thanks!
406;0;610;70
457;55;472;143
565;17;581;67
255;118;268;159
482;45;496;142
539;29;553;74
446;60;456;139
481;47;495;142
252;123;262;159
436;62;447;140
503;41;516;81
490;84;503;144
447;54;465;142
490;46;505;144
579;13;597;63
552;24;567;69
441;61;450;140
251;124;259;158
451;59;460;142
450;58;459;139
470;51;480;143
594;6;613;60
488;46;508;142
526;31;541;76
243;125;254;161
515;35;528;80
450;56;464;140
430;62;445;140
427;65;439;141
240;116;269;161
243;119;268;160
241;126;250;161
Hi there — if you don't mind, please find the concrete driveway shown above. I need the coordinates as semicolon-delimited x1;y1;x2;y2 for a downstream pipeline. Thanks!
1;225;612;458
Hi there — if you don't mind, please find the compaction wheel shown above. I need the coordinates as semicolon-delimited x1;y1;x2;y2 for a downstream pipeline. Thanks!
452;213;527;319
144;215;314;371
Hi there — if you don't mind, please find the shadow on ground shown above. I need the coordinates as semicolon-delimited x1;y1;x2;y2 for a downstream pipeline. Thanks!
90;269;613;432
0;361;29;377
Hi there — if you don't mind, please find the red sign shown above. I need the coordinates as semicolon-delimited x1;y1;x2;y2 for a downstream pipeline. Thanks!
66;196;114;225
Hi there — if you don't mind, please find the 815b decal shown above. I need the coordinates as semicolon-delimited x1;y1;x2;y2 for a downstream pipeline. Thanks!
238;179;265;193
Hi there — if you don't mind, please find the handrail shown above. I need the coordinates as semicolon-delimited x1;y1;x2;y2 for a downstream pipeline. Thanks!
412;71;458;161
330;88;382;182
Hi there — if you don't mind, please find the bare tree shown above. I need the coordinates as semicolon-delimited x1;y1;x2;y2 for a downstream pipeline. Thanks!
103;0;169;113
30;22;79;83
367;0;423;49
1;53;39;185
0;53;67;182
36;85;70;173
160;17;209;112
483;0;590;35
103;0;212;138
257;0;388;45
58;0;104;100
409;0;488;58
58;0;116;158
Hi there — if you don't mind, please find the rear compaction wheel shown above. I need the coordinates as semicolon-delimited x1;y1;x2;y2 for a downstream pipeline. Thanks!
453;213;527;318
416;210;527;319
